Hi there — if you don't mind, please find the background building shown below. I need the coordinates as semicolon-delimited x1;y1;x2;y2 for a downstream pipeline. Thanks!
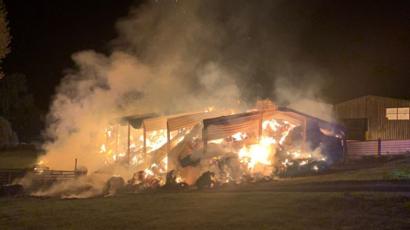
334;95;410;140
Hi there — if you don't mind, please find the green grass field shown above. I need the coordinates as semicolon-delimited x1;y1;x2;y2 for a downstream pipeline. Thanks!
1;192;409;229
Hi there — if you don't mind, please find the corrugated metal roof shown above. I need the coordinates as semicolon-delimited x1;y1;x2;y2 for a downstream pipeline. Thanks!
112;110;230;132
336;95;410;106
167;111;229;131
143;116;167;132
110;113;157;128
203;111;262;141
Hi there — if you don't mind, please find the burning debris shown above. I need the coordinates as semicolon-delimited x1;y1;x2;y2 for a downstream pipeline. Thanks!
17;100;345;198
18;0;349;199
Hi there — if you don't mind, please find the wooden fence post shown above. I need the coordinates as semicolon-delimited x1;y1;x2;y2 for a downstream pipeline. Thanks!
166;121;171;172
127;122;131;165
202;124;208;156
143;123;147;155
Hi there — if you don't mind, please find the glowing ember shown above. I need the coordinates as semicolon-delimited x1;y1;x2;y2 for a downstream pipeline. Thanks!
89;106;340;191
238;137;274;171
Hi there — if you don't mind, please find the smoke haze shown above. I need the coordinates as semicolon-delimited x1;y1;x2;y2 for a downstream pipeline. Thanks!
41;0;330;171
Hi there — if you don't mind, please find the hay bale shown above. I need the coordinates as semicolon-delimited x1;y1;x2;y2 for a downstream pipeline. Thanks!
103;176;125;196
195;171;215;189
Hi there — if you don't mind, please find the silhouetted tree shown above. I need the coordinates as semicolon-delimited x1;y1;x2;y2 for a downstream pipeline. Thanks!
0;0;11;79
0;73;42;142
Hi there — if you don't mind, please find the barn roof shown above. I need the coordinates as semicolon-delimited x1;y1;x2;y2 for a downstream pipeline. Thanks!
203;111;262;141
279;107;345;134
111;113;158;128
335;95;410;106
111;110;230;131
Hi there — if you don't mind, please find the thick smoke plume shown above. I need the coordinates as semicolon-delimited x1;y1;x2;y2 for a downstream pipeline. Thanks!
41;0;332;174
274;77;334;122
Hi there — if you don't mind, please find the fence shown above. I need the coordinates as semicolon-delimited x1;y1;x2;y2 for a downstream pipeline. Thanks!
0;169;27;185
0;169;81;186
346;139;410;158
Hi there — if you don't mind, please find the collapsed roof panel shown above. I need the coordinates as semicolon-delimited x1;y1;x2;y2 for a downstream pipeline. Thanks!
143;116;167;132
278;107;344;136
167;111;229;131
111;113;158;128
203;111;262;141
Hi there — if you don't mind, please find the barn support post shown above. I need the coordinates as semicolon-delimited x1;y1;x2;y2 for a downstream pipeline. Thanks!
105;126;109;148
203;128;208;155
258;111;263;143
74;158;78;171
302;118;307;152
166;121;171;172
127;122;131;165
115;124;119;155
377;138;382;157
143;123;147;155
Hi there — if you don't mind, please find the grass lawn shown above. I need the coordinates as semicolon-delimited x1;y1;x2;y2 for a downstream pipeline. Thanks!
1;154;410;229
1;192;409;230
277;156;410;184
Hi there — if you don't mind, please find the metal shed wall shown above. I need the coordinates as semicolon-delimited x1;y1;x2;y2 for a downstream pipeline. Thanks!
334;96;410;140
334;96;367;119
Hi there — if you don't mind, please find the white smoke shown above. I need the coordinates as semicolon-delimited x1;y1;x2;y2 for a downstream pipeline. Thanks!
41;1;243;172
274;76;334;122
33;1;337;197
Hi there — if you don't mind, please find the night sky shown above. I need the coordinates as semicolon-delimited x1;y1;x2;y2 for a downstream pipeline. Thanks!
3;0;410;111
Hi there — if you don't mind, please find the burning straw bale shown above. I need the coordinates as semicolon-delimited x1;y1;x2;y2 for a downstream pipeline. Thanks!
195;171;215;189
103;176;125;196
25;102;345;198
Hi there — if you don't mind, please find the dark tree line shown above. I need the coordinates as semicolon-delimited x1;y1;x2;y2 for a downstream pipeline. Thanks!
0;1;42;143
0;73;43;142
0;0;10;79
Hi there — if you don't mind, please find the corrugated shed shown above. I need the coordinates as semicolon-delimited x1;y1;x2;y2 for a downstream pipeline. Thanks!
334;96;367;119
366;96;410;140
335;95;410;140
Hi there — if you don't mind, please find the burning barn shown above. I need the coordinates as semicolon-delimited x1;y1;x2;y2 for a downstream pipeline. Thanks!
12;101;344;198
199;107;345;180
98;102;345;188
99;110;230;184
